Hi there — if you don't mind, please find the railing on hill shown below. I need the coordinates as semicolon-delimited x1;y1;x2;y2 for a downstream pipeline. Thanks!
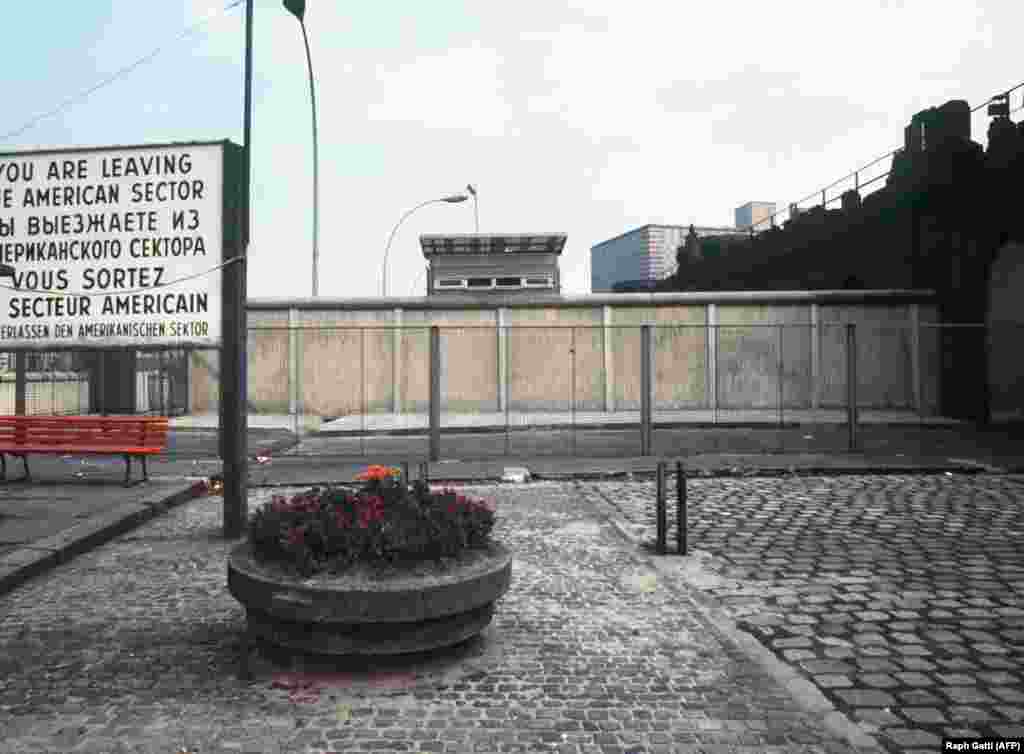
748;84;1024;234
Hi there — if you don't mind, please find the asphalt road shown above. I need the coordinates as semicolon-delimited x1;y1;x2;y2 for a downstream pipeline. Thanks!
283;424;1024;465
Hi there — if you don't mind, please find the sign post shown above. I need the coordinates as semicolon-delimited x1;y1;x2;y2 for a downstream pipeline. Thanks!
221;0;254;539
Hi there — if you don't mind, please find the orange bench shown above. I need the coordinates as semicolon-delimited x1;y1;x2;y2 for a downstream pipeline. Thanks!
0;415;169;483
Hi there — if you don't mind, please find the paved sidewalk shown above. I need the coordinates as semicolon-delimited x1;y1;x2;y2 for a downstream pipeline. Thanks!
579;473;1024;752
317;409;959;435
0;483;879;754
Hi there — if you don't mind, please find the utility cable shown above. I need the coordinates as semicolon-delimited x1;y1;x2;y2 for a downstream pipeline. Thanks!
0;0;244;144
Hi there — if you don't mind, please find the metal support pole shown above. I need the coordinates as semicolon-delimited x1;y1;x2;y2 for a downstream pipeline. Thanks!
429;326;441;462
418;461;429;484
778;324;784;428
641;324;652;456
298;20;319;298
846;323;858;452
360;328;366;457
220;0;253;538
570;327;576;457
98;352;106;415
676;461;687;555
504;323;510;457
14;351;26;416
656;461;667;555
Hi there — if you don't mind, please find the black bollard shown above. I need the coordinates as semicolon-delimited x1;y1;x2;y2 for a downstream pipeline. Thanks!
677;460;687;555
656;462;667;554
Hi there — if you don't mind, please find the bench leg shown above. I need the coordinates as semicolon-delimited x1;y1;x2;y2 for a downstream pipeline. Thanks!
1;453;5;482
18;455;29;482
141;455;148;481
124;455;131;484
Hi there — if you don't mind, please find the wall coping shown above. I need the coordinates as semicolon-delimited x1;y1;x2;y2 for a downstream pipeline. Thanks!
248;290;938;312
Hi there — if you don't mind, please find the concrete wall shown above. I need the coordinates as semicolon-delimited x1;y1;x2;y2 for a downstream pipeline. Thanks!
190;290;942;417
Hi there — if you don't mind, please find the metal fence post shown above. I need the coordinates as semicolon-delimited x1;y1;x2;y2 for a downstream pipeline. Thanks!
676;460;687;555
656;461;666;554
570;327;577;456
846;323;858;451
288;307;299;432
360;328;366;457
778;323;784;428
430;326;440;462
641;325;652;456
14;351;26;416
504;324;510;457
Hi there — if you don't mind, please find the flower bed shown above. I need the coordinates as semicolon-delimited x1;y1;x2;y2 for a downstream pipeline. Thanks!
247;465;497;576
228;466;511;668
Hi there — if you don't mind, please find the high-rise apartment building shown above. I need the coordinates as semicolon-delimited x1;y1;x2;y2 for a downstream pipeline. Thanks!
590;224;748;292
734;201;777;230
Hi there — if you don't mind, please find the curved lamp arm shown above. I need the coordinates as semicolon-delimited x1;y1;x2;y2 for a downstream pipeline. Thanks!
381;195;468;297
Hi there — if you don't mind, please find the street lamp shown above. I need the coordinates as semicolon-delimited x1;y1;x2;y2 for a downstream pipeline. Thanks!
381;194;468;297
466;184;479;232
283;0;320;297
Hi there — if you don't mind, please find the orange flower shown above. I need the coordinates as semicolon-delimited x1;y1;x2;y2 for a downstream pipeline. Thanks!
355;465;401;482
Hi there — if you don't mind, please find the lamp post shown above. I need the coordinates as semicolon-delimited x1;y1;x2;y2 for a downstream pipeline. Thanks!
283;0;320;296
466;184;478;232
381;194;468;297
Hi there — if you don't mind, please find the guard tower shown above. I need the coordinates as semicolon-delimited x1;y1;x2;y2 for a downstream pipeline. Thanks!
420;234;566;296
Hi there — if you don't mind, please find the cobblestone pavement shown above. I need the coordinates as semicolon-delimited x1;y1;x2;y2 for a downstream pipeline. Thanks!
0;482;873;754
578;473;1024;753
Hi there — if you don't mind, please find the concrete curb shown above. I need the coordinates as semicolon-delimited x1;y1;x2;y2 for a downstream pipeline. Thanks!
582;485;886;752
245;462;1013;489
0;481;208;598
314;420;966;438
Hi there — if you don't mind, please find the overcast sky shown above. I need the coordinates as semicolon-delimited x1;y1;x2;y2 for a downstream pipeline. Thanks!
2;1;1019;298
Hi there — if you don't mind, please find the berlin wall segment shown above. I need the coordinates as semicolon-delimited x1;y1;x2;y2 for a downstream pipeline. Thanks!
0;141;238;351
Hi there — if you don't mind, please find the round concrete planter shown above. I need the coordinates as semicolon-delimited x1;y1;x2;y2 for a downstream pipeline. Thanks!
227;541;512;656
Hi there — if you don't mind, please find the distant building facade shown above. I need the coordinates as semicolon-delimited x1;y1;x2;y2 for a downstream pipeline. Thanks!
420;234;566;296
735;201;777;230
590;224;749;293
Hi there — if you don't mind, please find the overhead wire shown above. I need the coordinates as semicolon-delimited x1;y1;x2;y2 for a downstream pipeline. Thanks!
0;3;246;301
0;0;244;144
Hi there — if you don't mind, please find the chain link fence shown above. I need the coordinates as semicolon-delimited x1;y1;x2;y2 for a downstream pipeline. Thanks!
4;322;1015;463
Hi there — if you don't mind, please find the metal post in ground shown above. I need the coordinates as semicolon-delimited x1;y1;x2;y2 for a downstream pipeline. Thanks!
430;326;440;462
419;461;429;484
570;326;577;457
846;323;858;451
778;323;784;452
656;461;667;554
14;351;25;415
676;460;687;555
503;324;510;457
360;328;366;457
641;325;652;456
